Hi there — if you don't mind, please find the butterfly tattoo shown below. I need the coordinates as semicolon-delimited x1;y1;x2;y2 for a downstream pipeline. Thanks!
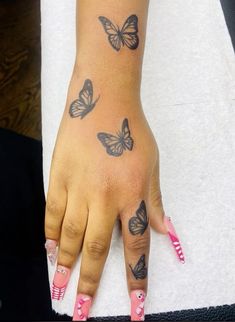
69;79;100;119
98;14;139;51
129;200;148;235
97;118;134;157
129;255;147;280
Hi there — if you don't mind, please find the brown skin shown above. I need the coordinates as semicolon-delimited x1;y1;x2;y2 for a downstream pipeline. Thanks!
45;0;167;300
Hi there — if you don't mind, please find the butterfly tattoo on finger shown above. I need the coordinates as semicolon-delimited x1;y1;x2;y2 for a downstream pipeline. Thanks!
98;14;139;51
129;254;147;280
97;118;134;157
69;79;100;119
129;200;148;235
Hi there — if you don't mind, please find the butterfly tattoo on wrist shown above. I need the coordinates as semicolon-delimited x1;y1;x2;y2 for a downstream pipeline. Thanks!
129;254;147;280
129;200;148;235
69;79;100;119
97;118;134;157
98;14;139;51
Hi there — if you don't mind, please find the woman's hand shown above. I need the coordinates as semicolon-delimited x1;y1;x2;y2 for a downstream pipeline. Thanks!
44;71;173;320
44;1;184;320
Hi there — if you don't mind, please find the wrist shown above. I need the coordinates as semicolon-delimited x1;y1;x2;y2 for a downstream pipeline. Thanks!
72;59;141;98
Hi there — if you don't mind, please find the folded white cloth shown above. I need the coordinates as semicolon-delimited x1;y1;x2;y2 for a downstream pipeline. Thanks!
41;0;235;317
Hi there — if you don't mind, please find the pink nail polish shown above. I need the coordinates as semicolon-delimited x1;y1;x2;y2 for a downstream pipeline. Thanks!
45;239;58;265
51;265;71;300
164;216;185;264
73;293;92;321
131;290;145;321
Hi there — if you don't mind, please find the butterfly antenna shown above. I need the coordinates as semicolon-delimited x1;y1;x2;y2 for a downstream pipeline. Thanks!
129;264;134;274
94;94;100;105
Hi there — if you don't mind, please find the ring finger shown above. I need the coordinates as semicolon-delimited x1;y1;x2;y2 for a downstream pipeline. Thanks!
121;199;150;321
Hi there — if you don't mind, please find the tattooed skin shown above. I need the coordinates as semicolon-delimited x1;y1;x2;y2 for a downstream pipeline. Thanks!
69;79;100;119
98;15;139;51
129;200;148;235
97;118;134;157
129;255;147;280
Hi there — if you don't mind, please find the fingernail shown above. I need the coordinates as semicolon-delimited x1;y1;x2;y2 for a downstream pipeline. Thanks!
164;216;185;264
73;293;92;321
45;239;58;265
51;265;71;300
131;290;145;321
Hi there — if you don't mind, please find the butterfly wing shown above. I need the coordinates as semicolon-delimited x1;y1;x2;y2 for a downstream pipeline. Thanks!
97;132;124;156
128;201;148;235
108;34;122;51
130;255;147;280
121;118;134;151
98;16;122;51
69;99;88;118
69;79;95;119
136;201;148;228
79;79;93;107
129;217;146;235
121;15;139;50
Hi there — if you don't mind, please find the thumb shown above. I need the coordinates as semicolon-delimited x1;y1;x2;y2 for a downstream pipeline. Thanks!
148;162;168;235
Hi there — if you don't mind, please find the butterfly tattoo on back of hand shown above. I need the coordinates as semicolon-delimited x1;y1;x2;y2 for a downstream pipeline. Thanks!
69;79;100;119
98;14;139;51
97;118;134;157
129;200;148;235
129;254;147;280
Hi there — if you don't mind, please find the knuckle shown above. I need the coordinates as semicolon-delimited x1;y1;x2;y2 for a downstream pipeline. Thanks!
131;181;143;194
126;236;149;253
45;220;58;234
46;198;64;217
125;175;145;197
80;271;99;286
94;175;114;195
59;246;75;263
63;220;83;239
86;240;108;259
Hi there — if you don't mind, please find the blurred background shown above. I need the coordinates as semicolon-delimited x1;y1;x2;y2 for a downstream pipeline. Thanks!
0;1;50;320
0;0;234;320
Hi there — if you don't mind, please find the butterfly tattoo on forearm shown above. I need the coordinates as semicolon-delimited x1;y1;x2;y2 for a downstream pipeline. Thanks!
129;254;147;280
98;14;139;51
97;118;134;157
129;201;148;235
69;79;100;119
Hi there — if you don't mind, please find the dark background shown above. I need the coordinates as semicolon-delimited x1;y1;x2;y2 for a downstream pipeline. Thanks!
0;0;234;320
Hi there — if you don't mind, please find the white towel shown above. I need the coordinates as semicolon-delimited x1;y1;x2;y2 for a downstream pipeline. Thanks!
41;0;235;317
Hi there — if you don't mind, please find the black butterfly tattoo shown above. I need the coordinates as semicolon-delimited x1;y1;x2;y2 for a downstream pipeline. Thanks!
129;200;148;235
97;118;134;157
98;15;139;51
69;79;100;119
129;255;147;280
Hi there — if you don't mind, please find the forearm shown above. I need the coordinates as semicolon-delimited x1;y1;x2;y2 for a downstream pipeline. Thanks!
73;0;149;97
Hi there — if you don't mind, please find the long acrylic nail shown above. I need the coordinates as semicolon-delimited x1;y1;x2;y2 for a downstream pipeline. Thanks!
45;239;58;265
73;293;92;321
164;216;185;263
131;290;145;321
51;265;71;300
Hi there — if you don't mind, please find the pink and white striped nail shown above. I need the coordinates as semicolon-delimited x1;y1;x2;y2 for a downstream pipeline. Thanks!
164;216;185;264
73;293;92;321
45;239;58;265
51;265;71;300
131;290;145;321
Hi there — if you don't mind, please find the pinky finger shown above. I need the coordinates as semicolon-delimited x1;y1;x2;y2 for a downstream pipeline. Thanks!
121;200;150;321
